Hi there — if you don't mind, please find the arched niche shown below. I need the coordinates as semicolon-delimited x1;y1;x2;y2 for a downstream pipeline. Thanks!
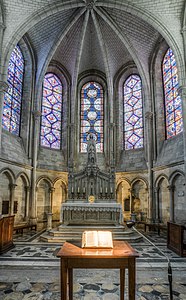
36;178;52;225
157;176;169;224
53;179;67;222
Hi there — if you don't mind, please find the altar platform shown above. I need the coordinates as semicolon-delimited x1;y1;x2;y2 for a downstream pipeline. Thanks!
60;202;123;226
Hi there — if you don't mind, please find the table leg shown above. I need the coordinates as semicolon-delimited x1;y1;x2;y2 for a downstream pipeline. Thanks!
128;258;136;300
120;268;125;300
68;268;73;300
61;259;68;300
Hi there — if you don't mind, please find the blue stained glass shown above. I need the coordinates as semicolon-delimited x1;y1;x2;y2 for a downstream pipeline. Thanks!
123;75;143;150
40;73;62;149
2;45;24;134
80;81;104;152
163;48;183;138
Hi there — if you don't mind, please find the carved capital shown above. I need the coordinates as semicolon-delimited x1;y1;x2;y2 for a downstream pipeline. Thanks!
167;185;174;192
9;183;17;190
49;187;55;193
0;81;9;93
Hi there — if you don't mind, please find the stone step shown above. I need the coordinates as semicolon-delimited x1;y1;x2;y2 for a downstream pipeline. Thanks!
40;226;142;243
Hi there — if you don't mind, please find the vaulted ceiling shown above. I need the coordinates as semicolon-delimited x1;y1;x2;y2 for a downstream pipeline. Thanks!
2;0;185;84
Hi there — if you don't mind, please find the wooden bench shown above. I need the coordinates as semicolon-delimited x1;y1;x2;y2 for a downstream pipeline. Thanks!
167;222;186;257
13;224;37;234
137;221;167;235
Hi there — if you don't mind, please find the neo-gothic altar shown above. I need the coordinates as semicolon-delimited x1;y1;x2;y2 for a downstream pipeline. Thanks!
61;134;123;226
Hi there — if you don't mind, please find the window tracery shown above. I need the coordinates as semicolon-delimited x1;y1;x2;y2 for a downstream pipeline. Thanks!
80;81;104;153
162;48;183;138
2;45;24;135
40;73;62;149
123;74;143;150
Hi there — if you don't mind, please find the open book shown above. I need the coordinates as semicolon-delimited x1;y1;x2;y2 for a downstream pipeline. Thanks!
82;231;113;248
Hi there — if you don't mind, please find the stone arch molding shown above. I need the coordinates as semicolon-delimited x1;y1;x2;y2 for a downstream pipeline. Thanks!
36;176;54;189
131;177;148;190
169;170;185;186
155;174;169;189
15;172;30;187
53;177;67;190
0;168;15;184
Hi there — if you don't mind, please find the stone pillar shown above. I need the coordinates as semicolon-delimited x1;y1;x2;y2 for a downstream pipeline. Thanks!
9;184;17;215
30;111;41;224
0;81;9;150
49;187;55;213
128;188;133;214
154;187;160;223
24;186;30;221
145;112;154;222
47;213;53;230
178;86;186;188
168;185;175;222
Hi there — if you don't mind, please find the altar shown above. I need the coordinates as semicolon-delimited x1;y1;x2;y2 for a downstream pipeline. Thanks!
61;202;123;226
60;134;123;229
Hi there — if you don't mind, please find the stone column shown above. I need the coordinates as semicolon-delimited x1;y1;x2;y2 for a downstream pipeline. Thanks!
9;184;17;215
24;186;30;221
178;86;186;188
30;110;41;224
154;187;160;223
128;188;133;214
47;213;53;230
49;187;55;213
0;81;9;150
168;185;175;222
145;112;154;222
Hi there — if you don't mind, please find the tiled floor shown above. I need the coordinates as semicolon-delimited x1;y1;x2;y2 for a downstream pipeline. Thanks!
0;229;186;299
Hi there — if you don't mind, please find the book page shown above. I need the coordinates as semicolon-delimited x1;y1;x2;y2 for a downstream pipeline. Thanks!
97;231;113;248
82;231;113;248
82;231;98;248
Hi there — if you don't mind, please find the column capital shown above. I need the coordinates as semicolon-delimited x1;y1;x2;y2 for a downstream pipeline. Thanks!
167;185;175;191
0;81;9;93
9;183;17;190
49;187;55;193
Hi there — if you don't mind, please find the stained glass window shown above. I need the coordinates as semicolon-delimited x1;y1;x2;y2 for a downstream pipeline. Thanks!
124;74;143;150
2;45;24;135
162;48;183;138
40;73;62;149
80;81;104;152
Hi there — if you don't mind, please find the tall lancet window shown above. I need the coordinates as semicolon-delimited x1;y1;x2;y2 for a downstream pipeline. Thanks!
40;73;62;149
123;74;143;150
2;45;24;135
80;81;104;153
162;48;183;138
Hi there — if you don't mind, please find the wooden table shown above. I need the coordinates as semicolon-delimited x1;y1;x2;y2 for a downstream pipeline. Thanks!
57;241;139;300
